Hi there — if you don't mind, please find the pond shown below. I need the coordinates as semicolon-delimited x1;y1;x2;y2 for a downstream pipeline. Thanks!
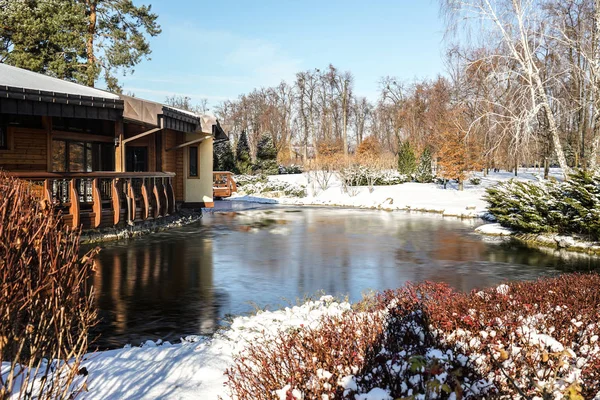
88;205;600;349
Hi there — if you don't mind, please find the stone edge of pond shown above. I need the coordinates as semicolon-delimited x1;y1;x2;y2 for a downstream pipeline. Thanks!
477;223;600;256
80;209;203;244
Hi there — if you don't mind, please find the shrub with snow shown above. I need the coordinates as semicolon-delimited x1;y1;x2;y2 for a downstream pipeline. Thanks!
485;170;600;239
234;175;306;198
339;165;408;188
225;274;600;400
234;174;268;187
279;164;304;174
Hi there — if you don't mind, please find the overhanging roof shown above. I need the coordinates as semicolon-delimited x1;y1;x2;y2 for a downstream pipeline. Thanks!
0;63;123;120
121;94;201;133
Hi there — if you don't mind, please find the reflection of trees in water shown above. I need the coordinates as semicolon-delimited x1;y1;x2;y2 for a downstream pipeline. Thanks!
91;238;225;349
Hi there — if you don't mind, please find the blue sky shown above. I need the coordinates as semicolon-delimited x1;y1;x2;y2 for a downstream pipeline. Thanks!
118;1;447;110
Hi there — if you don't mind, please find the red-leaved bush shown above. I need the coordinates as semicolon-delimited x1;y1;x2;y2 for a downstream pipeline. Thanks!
225;274;600;399
0;174;97;399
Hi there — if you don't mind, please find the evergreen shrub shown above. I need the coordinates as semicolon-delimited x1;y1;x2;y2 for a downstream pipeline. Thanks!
485;170;600;239
397;141;417;177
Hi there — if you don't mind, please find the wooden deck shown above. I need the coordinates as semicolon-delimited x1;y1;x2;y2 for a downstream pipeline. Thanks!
213;172;237;198
9;172;177;230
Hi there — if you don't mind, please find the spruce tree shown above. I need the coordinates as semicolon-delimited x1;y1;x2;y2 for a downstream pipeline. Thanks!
255;134;278;175
415;147;434;183
215;139;237;173
235;131;252;174
397;141;417;177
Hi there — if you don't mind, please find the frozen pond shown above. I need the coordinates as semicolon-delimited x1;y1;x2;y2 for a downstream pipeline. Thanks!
88;205;600;349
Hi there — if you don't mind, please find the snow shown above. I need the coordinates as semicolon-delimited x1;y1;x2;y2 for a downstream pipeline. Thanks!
475;223;513;236
228;168;564;219
0;63;119;99
74;296;352;400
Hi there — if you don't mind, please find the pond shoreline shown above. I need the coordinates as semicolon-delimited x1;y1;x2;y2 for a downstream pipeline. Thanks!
476;223;600;256
80;209;203;244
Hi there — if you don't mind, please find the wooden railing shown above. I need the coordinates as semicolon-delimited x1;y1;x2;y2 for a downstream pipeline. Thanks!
9;172;176;229
213;172;237;198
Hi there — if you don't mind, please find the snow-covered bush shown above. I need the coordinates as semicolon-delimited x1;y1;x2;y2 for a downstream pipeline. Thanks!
278;164;303;174
485;170;600;239
469;177;481;185
236;180;306;198
339;165;408;188
225;273;600;399
234;174;268;187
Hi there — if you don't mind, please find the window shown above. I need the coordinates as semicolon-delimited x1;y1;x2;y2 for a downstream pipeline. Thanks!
0;126;7;150
189;146;198;177
126;147;148;172
52;140;114;172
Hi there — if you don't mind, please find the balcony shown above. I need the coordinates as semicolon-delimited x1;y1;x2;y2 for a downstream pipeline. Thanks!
9;172;176;229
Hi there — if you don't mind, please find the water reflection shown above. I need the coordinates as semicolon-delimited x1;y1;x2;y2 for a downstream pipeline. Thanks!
90;234;224;349
89;207;600;349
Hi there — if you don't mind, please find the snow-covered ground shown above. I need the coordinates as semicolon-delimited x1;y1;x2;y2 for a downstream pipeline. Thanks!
78;296;350;400
228;168;564;218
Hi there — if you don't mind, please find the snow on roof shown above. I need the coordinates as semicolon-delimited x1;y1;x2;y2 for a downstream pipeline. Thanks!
163;105;200;118
0;63;120;100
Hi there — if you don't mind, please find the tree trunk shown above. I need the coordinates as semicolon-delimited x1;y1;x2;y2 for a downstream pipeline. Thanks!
86;1;97;87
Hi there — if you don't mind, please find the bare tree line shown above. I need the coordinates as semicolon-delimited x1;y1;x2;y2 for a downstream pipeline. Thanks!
216;0;600;176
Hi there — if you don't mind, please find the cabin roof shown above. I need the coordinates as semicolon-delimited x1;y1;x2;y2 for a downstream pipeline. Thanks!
0;63;120;100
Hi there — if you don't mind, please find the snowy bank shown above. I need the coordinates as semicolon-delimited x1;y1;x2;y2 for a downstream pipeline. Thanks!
228;168;562;219
78;296;351;399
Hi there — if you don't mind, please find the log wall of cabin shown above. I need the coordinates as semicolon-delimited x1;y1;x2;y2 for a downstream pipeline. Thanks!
0;127;48;171
163;129;185;202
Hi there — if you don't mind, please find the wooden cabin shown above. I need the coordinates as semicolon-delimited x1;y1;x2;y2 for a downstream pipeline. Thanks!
0;63;217;230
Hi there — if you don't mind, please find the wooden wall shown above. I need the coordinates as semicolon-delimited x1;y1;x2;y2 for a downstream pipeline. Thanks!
163;129;184;202
0;127;48;171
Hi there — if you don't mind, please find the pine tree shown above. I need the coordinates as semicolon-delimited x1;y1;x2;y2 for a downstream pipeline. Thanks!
415;147;434;183
83;0;161;91
255;134;278;175
0;0;161;91
235;131;252;174
0;0;87;81
397;141;417;177
214;139;236;173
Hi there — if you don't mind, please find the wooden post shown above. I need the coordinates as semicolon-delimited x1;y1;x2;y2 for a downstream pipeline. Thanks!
43;179;52;204
92;178;102;228
127;178;136;222
115;120;125;172
69;179;80;228
141;178;150;220
229;173;237;193
152;178;162;218
166;177;175;214
162;178;169;215
112;178;121;225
